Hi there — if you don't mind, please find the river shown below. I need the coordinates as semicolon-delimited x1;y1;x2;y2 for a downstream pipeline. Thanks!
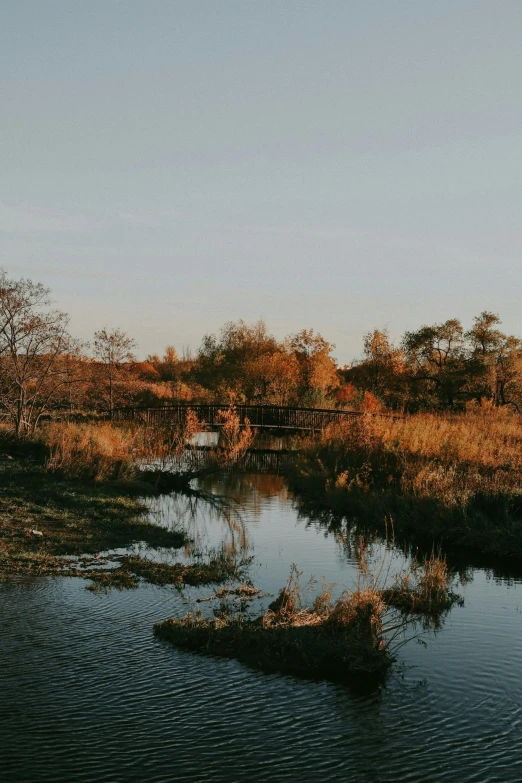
1;470;522;782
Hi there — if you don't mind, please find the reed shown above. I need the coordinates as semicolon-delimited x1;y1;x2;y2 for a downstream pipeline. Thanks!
285;409;522;558
43;421;140;481
155;556;459;681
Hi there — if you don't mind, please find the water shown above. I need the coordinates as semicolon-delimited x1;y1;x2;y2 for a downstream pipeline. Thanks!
2;472;522;782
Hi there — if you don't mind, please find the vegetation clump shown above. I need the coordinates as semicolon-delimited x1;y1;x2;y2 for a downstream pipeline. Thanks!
43;421;140;482
85;552;251;592
380;552;462;617
0;447;186;581
155;558;460;682
286;410;522;559
86;567;140;592
195;583;264;604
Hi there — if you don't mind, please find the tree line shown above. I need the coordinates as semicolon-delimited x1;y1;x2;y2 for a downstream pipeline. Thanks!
349;314;522;412
1;270;521;434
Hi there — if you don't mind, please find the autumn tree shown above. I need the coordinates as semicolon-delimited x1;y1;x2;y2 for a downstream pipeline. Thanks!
92;328;137;416
50;340;92;414
247;349;300;405
0;271;77;434
401;319;475;409
494;335;522;410
341;328;406;410
465;313;522;410
146;346;180;381
467;311;505;357
287;329;339;406
196;320;293;402
358;328;407;408
347;313;522;412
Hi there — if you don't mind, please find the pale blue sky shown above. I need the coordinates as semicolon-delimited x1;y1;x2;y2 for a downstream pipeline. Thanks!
2;1;521;362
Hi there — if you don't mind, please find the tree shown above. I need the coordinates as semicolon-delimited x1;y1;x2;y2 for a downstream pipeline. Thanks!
493;335;522;410
401;319;472;408
287;329;339;405
92;328;137;416
146;346;179;381
196;320;285;402
0;271;75;434
244;349;300;405
466;311;505;357
360;328;406;408
50;339;91;414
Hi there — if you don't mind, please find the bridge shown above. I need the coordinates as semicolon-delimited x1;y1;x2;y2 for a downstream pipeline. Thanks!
113;403;366;432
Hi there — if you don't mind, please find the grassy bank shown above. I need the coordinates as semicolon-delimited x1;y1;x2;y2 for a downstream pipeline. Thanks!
285;409;522;559
155;557;460;682
0;422;190;580
0;455;187;579
0;420;257;588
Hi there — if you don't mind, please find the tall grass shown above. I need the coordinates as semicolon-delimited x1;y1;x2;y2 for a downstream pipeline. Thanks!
155;554;459;682
376;405;522;474
42;408;254;487
215;406;253;462
286;409;522;558
43;422;140;481
43;418;204;483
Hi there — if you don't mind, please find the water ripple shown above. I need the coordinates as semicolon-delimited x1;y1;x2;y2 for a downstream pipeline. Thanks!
2;482;522;782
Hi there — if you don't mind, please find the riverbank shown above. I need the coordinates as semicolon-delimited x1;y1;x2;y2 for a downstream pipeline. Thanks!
0;419;256;588
0;451;186;579
285;409;522;560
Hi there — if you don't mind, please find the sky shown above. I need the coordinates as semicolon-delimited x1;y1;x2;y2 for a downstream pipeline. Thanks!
1;1;521;363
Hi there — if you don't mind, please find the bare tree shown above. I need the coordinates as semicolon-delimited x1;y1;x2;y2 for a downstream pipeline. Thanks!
92;327;137;416
0;271;75;434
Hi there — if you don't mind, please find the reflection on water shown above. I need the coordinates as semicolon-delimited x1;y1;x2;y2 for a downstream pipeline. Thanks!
191;431;304;451
147;489;250;559
2;471;522;782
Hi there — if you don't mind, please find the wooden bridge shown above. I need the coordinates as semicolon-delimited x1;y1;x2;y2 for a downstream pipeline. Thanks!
113;403;365;431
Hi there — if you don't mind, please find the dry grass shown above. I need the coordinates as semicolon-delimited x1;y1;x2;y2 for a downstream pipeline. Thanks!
138;410;203;468
155;557;459;682
43;414;205;485
43;422;140;481
215;406;254;462
13;407;253;491
319;406;522;480
286;409;522;558
381;552;459;617
376;405;522;472
85;552;250;592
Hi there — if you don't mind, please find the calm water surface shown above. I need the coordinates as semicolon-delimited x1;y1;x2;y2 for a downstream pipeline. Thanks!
2;472;522;783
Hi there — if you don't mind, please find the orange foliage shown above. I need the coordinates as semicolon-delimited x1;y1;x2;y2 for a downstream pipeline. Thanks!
361;392;382;413
335;382;357;405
